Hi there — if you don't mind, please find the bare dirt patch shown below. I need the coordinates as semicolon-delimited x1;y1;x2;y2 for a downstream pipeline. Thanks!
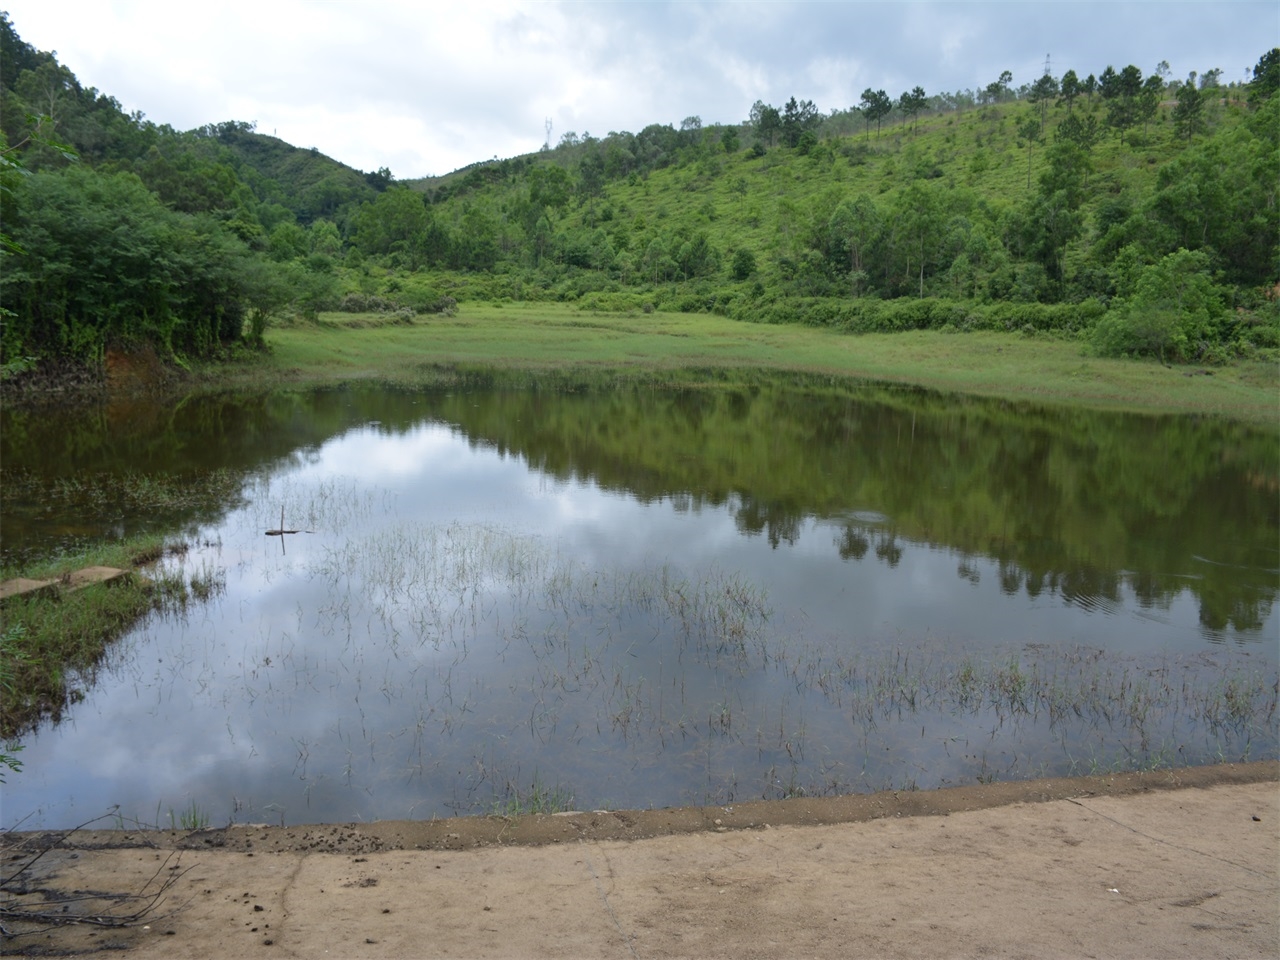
3;762;1276;958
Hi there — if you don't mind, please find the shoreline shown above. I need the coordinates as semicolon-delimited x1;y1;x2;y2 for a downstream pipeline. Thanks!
11;760;1276;854
4;314;1277;428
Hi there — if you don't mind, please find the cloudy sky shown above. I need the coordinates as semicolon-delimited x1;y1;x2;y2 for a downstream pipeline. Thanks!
6;1;1275;179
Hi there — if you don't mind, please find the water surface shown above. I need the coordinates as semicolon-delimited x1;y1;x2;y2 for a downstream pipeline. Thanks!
3;378;1276;827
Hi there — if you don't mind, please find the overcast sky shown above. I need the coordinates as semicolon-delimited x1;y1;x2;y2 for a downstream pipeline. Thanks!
6;1;1276;179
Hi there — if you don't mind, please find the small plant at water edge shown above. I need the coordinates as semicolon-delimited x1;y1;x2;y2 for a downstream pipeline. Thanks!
489;774;576;817
168;800;211;831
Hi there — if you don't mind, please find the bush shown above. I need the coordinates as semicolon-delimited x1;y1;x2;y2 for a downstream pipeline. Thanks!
338;292;396;313
1090;307;1180;360
576;292;648;313
1234;300;1280;351
430;296;459;316
1089;250;1228;362
726;295;1110;338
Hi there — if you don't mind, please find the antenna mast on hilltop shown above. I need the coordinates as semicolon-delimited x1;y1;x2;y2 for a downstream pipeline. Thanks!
543;117;553;151
1043;53;1052;76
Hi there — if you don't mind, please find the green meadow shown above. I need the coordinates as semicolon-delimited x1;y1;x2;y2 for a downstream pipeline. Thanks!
209;305;1280;427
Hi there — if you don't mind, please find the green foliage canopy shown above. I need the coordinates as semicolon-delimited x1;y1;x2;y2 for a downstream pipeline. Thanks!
1;166;251;360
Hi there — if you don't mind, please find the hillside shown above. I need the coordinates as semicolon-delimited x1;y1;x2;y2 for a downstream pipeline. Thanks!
363;74;1279;362
1;9;1277;373
335;51;1279;366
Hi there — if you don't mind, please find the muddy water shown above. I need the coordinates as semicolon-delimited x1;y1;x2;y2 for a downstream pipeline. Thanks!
2;378;1277;828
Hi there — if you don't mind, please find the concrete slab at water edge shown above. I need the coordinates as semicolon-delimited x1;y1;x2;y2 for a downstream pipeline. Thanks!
0;565;133;603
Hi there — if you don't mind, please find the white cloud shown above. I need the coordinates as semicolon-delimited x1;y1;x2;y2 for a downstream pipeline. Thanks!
806;55;865;110
5;1;1273;177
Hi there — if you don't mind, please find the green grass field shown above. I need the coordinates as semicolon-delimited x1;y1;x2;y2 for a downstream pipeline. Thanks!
214;304;1278;426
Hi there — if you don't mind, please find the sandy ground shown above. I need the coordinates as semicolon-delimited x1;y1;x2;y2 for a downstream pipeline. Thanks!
3;763;1276;959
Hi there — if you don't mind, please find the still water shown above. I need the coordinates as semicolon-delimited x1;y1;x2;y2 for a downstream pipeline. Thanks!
3;377;1277;827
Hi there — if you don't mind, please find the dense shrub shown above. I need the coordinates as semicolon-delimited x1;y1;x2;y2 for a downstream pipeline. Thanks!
731;248;757;280
338;292;398;312
0;167;253;362
1089;250;1228;362
728;295;1107;337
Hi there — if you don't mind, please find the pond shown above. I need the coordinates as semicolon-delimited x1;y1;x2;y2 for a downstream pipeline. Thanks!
2;375;1277;828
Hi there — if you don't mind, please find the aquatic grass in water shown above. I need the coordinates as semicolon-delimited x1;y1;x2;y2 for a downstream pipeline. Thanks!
307;517;771;678
192;487;1274;814
773;640;1277;782
1;468;246;518
7;518;1276;822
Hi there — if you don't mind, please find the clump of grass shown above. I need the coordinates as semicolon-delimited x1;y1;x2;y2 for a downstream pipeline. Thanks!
993;657;1029;712
188;562;226;603
0;623;30;781
168;800;211;831
788;640;1278;781
1197;670;1279;732
489;774;576;817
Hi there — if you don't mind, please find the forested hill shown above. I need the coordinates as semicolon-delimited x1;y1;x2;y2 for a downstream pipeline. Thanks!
1;10;1277;376
0;17;387;219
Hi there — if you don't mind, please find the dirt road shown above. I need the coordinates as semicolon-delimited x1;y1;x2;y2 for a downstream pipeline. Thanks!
3;763;1276;958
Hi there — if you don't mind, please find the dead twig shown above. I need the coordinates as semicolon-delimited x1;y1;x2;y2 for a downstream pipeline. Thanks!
2;810;194;940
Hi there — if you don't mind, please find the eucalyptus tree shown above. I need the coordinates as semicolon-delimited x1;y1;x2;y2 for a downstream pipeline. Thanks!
891;182;942;297
1;165;253;360
1027;140;1089;293
827;194;881;295
352;186;430;265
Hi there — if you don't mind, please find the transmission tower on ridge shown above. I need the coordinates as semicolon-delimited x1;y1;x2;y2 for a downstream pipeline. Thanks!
543;117;553;151
1043;54;1052;76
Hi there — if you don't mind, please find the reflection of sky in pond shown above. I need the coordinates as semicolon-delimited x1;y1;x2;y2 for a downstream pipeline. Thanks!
7;417;1277;829
282;421;1272;655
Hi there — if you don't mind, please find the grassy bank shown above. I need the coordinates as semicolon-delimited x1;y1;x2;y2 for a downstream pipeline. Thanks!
206;305;1278;426
0;536;212;743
